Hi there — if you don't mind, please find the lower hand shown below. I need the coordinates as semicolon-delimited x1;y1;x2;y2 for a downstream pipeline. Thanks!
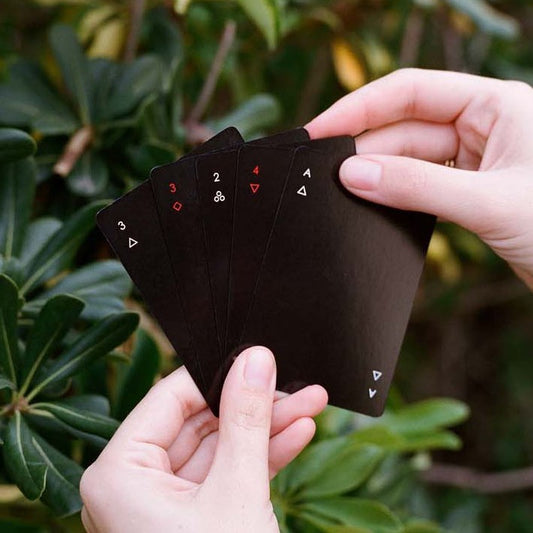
80;346;328;532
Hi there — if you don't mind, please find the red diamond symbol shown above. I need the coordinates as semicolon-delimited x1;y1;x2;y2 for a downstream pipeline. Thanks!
250;183;260;194
172;201;183;212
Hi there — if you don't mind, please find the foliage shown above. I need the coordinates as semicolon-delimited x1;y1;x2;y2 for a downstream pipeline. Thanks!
0;0;531;531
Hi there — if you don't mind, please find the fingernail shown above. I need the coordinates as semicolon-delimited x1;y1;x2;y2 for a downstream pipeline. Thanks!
340;157;382;190
244;348;274;390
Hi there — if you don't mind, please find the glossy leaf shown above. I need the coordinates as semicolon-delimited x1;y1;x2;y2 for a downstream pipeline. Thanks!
0;157;36;260
107;55;163;118
0;375;15;391
382;399;470;436
61;394;111;416
20;200;107;295
0;274;20;385
0;129;36;163
302;498;402;532
208;94;281;140
402;520;443;533
297;445;385;500
31;401;119;439
19;217;62;267
0;61;79;135
32;433;83;516
113;329;160;419
19;295;85;395
88;58;120;122
236;0;280;49
67;150;109;197
2;413;48;501
49;24;92;124
35;260;131;320
27;312;139;401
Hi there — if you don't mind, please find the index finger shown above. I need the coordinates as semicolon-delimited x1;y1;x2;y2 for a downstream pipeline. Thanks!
305;68;503;138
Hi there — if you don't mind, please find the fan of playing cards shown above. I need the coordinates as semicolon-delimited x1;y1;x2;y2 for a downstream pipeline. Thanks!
97;127;435;416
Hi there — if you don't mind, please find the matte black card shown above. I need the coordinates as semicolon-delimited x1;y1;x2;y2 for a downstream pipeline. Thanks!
239;138;435;416
97;127;243;402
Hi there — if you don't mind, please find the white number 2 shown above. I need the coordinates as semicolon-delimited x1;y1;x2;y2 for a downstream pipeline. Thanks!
213;172;220;182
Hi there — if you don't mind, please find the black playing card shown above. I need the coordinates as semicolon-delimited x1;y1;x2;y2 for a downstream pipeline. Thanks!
195;128;311;357
238;137;435;415
97;127;243;402
225;144;299;354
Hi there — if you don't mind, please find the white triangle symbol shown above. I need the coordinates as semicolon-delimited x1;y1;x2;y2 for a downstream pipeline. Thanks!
297;185;307;197
369;388;377;399
372;370;382;382
128;237;138;249
303;168;311;178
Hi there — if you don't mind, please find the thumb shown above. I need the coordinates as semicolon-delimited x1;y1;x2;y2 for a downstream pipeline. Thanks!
339;154;491;233
208;346;276;494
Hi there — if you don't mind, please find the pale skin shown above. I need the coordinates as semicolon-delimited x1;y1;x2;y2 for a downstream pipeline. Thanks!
81;69;533;532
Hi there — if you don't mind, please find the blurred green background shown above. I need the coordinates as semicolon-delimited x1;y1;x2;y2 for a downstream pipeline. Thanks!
0;0;532;531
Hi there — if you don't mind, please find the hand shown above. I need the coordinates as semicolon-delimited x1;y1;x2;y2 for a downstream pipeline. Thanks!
306;68;533;289
80;347;327;532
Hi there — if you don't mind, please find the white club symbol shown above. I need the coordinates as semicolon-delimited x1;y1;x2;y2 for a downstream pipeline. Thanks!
214;190;225;203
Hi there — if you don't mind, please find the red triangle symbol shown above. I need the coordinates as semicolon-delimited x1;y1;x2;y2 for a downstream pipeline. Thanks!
250;183;260;194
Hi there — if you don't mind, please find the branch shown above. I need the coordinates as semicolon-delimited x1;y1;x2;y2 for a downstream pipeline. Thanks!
422;462;533;494
399;7;425;67
186;20;236;127
53;126;93;177
123;0;146;62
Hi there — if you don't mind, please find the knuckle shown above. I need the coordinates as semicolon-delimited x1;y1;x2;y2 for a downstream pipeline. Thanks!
79;465;97;504
504;79;533;96
231;393;270;430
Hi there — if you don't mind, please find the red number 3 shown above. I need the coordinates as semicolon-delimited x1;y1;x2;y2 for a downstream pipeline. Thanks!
169;183;176;193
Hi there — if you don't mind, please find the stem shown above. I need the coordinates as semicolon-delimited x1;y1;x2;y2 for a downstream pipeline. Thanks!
186;20;237;126
422;462;533;494
123;0;146;62
53;126;94;177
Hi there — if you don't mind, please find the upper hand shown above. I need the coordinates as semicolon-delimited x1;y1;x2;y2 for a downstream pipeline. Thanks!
80;346;327;532
306;68;533;289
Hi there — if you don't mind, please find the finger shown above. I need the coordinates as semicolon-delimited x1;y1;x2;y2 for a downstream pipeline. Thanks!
177;431;218;483
305;68;503;138
339;154;494;234
356;120;459;164
270;385;328;436
111;366;206;450
207;346;276;495
268;417;316;479
81;506;97;533
168;384;327;472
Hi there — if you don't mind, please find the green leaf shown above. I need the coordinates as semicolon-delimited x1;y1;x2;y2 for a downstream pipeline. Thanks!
0;274;20;385
299;511;369;532
208;94;281;139
302;498;402;532
31;401;119;439
382;399;470;436
61;393;111;416
19;295;85;396
402;520;443;533
0;157;36;260
20;200;107;295
31;433;83;516
107;56;163;119
0;129;36;163
400;430;462;451
35;260;131;320
0;61;79;135
19;217;62;267
0;375;15;391
67;150;109;197
49;24;92;124
297;445;385;500
88;58;120;123
444;0;519;39
113;329;160;419
2;413;48;501
27;312;139;401
236;0;280;49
